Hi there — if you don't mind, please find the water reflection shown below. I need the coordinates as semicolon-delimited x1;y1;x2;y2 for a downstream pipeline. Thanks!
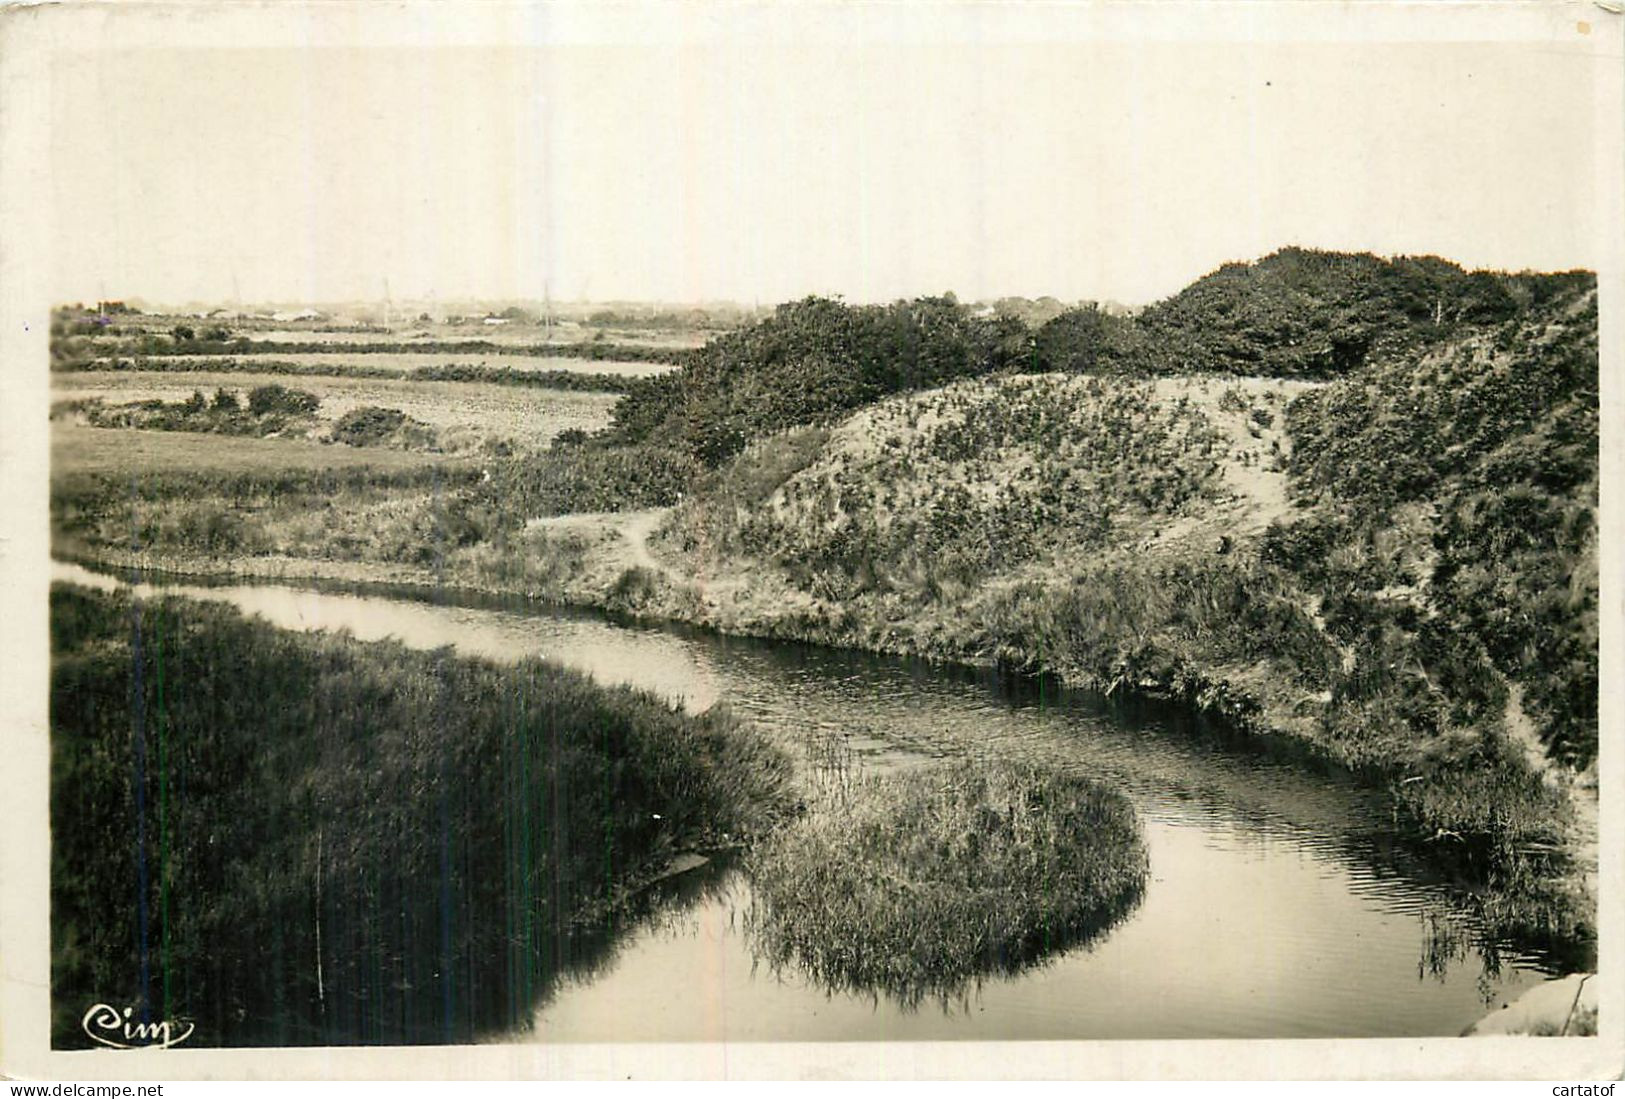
742;872;1148;1015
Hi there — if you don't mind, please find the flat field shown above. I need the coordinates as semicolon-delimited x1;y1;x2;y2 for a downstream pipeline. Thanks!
53;370;619;443
51;421;458;478
85;351;677;377
234;325;713;350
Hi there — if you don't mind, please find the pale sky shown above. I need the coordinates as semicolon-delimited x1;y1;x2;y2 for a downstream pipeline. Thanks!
45;6;1610;308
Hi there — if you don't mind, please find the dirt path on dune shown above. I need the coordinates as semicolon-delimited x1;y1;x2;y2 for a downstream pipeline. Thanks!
1503;684;1599;895
618;508;676;577
523;506;680;581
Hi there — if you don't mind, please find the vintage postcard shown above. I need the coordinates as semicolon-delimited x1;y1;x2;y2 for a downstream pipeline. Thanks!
1;0;1620;1082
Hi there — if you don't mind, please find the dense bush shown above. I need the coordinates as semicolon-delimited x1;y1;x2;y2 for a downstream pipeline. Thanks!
1133;248;1532;377
1280;288;1598;764
83;387;321;440
329;405;407;444
482;440;698;518
538;253;1598;507
1026;249;1592;381
609;295;1031;464
327;406;438;451
1433;472;1597;764
1030;304;1147;374
246;384;321;416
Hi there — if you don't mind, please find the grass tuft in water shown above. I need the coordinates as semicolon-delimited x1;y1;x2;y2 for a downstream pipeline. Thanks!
746;757;1148;1008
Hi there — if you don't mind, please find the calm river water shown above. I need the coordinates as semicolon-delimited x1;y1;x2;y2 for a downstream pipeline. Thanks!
53;560;1560;1040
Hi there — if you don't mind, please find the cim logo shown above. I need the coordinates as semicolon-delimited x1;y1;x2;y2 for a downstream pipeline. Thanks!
81;1003;194;1049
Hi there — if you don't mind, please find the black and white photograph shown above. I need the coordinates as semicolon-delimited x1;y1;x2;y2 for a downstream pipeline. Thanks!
1;0;1619;1081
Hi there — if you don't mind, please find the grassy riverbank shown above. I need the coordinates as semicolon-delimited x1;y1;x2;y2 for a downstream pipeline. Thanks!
54;493;1596;971
50;584;793;1047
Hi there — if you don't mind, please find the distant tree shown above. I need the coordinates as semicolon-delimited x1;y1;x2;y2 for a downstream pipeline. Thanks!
171;324;195;342
1034;306;1144;374
211;388;240;412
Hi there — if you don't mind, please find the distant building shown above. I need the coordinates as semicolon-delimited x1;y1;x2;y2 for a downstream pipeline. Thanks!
270;309;323;322
482;316;510;326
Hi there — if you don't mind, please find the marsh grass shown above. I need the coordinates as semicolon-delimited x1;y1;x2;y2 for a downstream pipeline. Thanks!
51;423;461;484
802;725;863;809
50;584;793;1046
1382;735;1593;967
1528;1004;1598;1037
746;759;1147;1008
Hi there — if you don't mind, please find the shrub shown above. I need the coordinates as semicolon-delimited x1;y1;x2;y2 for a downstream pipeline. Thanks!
1031;305;1146;374
247;384;320;417
329;406;408;446
605;566;666;614
482;441;697;518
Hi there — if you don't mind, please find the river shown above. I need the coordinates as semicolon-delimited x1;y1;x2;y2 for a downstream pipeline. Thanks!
51;560;1560;1041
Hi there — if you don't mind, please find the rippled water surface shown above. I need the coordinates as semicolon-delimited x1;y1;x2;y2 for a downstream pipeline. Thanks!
54;561;1558;1039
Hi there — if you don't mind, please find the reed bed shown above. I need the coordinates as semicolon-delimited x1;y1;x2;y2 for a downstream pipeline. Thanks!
50;584;793;1046
746;758;1147;1007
